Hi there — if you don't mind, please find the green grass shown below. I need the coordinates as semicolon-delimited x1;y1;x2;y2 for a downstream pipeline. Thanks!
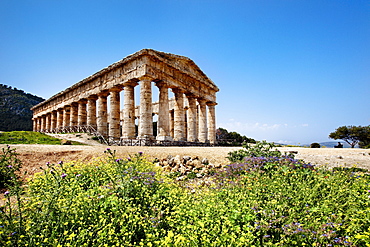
1;148;369;246
0;131;82;145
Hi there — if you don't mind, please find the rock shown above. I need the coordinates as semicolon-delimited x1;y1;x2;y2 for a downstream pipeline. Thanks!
183;156;192;162
61;139;72;145
174;155;182;165
179;165;187;174
193;159;203;169
186;160;194;167
202;158;209;165
168;157;174;166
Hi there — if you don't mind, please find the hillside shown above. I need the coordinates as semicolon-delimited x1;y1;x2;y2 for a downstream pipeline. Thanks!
0;84;44;131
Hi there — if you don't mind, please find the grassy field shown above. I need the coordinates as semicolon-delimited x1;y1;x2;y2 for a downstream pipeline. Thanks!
0;131;83;145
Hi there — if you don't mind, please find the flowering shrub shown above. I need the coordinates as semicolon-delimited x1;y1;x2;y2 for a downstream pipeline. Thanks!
227;140;284;163
0;147;369;246
0;145;22;188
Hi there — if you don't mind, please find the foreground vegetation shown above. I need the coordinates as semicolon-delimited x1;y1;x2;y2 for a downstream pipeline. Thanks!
1;144;369;246
0;131;81;145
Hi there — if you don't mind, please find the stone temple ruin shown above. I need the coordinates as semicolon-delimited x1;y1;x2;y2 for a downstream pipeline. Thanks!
31;49;219;146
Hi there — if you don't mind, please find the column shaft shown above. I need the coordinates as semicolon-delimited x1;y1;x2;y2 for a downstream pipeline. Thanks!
32;119;36;132
78;100;88;126
138;77;153;138
173;89;185;141
198;99;207;143
109;89;121;139
87;96;97;129
45;113;51;132
97;93;108;137
51;111;57;130
169;110;174;138
57;109;63;129
207;102;217;145
122;83;136;139
41;115;45;132
186;96;197;142
63;106;70;127
70;103;78;126
156;82;171;140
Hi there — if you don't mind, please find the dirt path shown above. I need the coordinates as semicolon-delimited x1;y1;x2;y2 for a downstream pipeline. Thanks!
1;144;369;180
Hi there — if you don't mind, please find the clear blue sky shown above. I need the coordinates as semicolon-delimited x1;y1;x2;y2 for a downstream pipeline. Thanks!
1;0;369;144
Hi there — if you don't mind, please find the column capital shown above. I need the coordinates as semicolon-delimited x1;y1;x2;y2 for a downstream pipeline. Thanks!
88;95;98;100
123;79;139;87
139;75;154;82
197;98;207;104
206;101;218;106
97;90;109;97
172;88;185;94
110;86;123;92
78;99;88;104
155;81;168;88
185;92;197;98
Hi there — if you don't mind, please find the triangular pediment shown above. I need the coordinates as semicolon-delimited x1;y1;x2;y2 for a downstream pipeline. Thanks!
135;49;219;91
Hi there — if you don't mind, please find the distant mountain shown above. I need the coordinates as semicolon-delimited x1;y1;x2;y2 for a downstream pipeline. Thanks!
0;84;44;131
276;141;353;148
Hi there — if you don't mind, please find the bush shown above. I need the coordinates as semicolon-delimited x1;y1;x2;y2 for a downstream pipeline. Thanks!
1;148;369;246
0;145;22;188
227;140;284;163
310;142;321;148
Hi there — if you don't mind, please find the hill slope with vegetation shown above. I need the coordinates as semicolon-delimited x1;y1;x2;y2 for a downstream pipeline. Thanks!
0;84;44;131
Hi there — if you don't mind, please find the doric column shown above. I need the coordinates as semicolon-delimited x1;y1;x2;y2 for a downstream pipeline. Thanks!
207;101;217;145
186;95;197;142
173;88;185;141
51;111;57;130
70;102;78;127
40;115;45;132
169;110;174;138
197;98;207;143
109;87;122;140
32;118;36;132
63;105;71;127
78;99;88;126
57;109;63;130
122;82;137;139
156;82;171;141
87;95;98;129
138;76;153;139
45;113;50;132
38;117;42;131
39;117;42;131
97;92;109;137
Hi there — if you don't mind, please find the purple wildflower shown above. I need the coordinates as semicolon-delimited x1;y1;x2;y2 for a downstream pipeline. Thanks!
61;173;67;178
58;161;63;165
76;174;81;177
4;191;10;196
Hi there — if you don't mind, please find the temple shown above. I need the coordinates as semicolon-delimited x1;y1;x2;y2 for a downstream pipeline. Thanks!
31;49;219;145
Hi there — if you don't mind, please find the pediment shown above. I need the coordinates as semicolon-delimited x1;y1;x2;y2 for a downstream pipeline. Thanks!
137;49;219;91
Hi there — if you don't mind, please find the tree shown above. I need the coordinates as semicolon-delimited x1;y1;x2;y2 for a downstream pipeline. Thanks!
329;125;370;148
216;127;256;146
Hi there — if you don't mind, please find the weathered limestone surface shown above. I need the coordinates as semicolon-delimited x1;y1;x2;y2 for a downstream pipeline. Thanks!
31;49;219;145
